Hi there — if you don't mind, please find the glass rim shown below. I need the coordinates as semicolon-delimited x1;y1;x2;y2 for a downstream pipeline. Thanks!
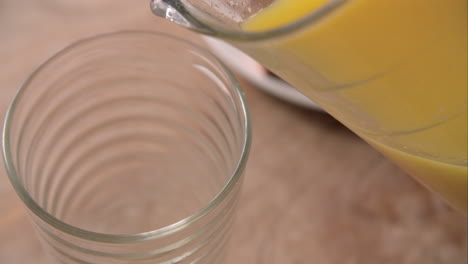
154;0;347;41
1;30;252;243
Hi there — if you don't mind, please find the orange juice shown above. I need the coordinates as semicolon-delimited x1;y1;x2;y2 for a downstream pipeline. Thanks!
240;0;467;212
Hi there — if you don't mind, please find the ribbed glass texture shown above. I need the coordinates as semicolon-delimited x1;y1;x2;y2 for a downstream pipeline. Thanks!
2;31;251;264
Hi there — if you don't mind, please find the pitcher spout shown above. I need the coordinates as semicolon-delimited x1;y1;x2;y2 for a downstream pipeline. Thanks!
150;0;347;40
150;0;195;29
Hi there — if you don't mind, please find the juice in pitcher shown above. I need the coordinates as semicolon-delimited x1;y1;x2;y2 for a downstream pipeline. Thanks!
239;0;467;212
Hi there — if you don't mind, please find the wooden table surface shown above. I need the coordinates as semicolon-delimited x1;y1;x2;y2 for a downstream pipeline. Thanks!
0;1;466;263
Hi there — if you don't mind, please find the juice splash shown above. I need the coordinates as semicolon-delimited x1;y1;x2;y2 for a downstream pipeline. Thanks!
242;0;467;213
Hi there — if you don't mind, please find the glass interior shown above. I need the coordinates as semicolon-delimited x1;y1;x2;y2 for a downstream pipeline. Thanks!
3;31;250;235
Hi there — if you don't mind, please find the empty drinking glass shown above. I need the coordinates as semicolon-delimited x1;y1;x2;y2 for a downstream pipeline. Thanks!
2;31;251;263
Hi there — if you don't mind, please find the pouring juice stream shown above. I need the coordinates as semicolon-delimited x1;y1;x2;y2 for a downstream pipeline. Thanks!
239;0;467;213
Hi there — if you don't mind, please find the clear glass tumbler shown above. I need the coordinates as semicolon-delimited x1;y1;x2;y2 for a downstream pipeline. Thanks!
2;31;251;263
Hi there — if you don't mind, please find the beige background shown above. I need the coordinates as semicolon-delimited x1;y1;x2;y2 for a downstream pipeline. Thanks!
0;1;466;263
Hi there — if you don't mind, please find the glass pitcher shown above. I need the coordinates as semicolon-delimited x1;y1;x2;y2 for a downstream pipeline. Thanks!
151;0;467;214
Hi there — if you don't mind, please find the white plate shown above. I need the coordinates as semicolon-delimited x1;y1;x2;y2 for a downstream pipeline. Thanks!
202;37;322;111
